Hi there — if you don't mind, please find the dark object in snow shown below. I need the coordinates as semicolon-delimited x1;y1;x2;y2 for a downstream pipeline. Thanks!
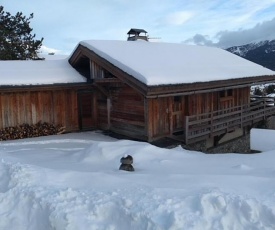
119;163;134;172
119;155;134;171
120;155;133;164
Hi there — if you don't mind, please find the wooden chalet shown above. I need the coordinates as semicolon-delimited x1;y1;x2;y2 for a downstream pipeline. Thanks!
1;34;275;148
69;39;275;148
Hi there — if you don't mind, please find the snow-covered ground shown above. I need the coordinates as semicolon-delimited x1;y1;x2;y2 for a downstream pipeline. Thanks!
0;130;275;230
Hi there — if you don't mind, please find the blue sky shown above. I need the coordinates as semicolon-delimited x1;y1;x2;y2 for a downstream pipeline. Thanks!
1;0;275;54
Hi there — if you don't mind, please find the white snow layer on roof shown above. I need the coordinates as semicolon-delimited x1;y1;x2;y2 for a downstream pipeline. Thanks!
0;59;86;86
80;40;275;86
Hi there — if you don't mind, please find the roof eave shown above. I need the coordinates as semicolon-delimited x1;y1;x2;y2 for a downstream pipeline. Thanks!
69;44;149;96
0;82;90;93
146;75;275;97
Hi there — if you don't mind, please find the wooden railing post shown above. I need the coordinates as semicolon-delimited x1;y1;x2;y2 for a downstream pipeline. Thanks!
264;98;266;119
210;111;213;137
241;104;243;128
182;100;275;145
107;98;111;129
185;116;189;144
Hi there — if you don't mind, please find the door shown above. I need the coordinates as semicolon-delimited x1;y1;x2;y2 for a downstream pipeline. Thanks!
219;89;234;112
78;91;95;130
172;96;184;133
159;97;170;135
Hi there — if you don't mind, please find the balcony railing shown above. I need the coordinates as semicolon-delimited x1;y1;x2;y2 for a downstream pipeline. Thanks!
184;97;275;144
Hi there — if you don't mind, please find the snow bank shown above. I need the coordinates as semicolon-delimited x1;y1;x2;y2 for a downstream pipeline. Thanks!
250;128;275;151
0;131;275;229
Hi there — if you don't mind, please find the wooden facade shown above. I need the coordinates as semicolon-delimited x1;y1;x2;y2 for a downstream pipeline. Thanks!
0;84;90;133
3;79;271;146
68;44;275;147
145;87;251;141
2;43;274;146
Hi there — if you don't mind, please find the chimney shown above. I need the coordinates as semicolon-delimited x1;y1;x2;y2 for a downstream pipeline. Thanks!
127;28;148;41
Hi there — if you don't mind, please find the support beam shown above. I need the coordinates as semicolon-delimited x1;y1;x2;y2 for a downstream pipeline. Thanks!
94;83;110;97
107;98;111;129
89;59;94;79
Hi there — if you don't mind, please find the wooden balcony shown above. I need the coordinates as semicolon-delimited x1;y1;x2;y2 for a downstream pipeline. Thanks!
184;97;275;144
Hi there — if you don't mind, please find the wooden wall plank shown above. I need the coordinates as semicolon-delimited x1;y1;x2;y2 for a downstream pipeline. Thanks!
26;91;31;125
42;91;51;123
1;94;6;127
65;90;72;130
4;94;10;127
0;94;3;128
10;93;14;126
70;90;77;129
30;91;38;124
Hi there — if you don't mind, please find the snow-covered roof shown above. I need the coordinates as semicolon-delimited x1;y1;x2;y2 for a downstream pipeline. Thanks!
0;59;86;86
39;54;69;60
79;40;275;86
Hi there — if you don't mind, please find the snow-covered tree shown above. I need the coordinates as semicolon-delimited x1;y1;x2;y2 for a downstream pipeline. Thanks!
0;6;43;60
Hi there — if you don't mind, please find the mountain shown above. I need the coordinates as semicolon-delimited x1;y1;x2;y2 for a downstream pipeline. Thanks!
226;40;275;71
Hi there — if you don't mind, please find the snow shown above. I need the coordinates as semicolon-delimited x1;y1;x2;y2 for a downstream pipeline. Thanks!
39;54;69;60
0;59;86;85
79;40;275;86
251;128;275;152
1;130;275;229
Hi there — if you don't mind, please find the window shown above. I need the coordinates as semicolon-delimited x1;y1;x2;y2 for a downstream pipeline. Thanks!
174;96;181;102
103;69;116;78
220;91;225;97
220;89;233;97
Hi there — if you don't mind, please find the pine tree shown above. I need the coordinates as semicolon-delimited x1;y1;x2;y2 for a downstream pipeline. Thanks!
253;87;263;96
0;6;44;60
265;84;275;95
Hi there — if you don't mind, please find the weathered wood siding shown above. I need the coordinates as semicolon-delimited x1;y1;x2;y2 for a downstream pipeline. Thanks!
109;84;146;140
146;87;251;141
0;89;79;131
147;97;171;141
185;87;250;116
78;91;96;130
96;91;109;130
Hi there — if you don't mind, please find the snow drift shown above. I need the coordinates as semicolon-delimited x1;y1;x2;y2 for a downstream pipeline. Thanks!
0;131;275;229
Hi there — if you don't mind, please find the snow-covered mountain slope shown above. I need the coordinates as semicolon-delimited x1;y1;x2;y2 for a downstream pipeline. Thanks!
226;40;275;71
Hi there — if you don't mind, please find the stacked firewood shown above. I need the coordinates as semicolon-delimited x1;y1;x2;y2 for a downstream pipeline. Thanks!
0;122;65;141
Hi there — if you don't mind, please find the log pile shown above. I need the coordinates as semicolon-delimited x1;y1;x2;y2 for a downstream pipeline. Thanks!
0;122;65;141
